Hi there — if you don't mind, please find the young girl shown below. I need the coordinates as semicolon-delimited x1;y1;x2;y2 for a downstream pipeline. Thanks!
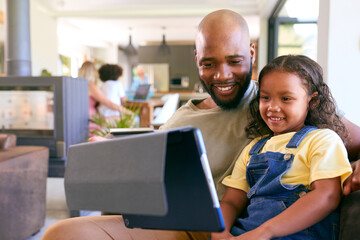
212;55;353;240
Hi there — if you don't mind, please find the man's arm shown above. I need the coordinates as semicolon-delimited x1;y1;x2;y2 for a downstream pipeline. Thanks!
342;118;360;161
342;117;360;195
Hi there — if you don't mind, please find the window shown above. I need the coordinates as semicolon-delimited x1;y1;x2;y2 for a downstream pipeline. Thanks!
268;0;319;61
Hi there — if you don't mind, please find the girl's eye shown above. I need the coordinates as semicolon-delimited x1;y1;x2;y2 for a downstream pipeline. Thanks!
282;97;291;101
260;96;269;100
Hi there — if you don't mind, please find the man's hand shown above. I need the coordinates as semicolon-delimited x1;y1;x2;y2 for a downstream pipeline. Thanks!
232;227;271;240
211;231;233;240
341;117;360;194
343;160;360;195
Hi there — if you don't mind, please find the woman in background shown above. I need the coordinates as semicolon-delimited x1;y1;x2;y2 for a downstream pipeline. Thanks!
130;65;149;91
78;61;127;118
79;61;133;136
128;65;154;100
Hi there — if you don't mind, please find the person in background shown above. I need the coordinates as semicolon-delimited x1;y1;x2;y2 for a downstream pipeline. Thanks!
128;65;154;100
130;65;149;91
97;64;127;117
78;61;126;119
212;55;352;240
43;10;360;240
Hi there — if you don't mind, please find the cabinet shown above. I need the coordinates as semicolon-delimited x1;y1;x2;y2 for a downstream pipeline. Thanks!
138;45;198;91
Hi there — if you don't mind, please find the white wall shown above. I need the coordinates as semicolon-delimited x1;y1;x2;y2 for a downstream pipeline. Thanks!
1;0;124;77
57;20;126;79
318;0;360;126
93;46;130;89
93;45;117;64
257;18;268;72
30;0;58;76
0;0;59;76
257;0;279;71
117;50;132;90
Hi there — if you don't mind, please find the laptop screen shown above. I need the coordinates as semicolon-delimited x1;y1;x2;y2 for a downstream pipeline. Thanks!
134;84;150;100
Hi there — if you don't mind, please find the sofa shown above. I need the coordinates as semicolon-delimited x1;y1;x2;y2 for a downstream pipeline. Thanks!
0;133;49;240
339;189;360;240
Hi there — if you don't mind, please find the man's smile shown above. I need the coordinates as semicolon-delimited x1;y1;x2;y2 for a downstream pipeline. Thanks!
217;86;233;91
212;82;238;95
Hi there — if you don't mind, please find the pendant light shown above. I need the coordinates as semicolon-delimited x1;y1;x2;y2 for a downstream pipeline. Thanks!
158;26;170;56
124;28;137;56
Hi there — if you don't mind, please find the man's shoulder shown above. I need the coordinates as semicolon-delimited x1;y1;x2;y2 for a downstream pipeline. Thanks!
160;99;214;130
248;80;258;95
236;80;257;109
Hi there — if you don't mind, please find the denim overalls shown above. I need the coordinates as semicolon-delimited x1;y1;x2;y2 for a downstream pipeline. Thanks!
230;126;339;240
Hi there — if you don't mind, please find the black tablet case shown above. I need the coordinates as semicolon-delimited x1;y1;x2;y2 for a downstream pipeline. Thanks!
65;127;224;232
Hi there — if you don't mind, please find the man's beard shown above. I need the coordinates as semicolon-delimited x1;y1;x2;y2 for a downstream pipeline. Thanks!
199;64;252;110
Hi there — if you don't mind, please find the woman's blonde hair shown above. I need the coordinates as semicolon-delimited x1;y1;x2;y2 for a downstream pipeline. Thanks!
78;61;98;84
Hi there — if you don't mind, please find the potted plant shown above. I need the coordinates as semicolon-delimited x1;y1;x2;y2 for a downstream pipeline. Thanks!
89;105;140;137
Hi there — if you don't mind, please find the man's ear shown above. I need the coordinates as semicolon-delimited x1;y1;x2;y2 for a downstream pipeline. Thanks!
250;43;256;65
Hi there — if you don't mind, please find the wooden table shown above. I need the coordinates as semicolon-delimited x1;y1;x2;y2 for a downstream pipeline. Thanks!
126;99;164;127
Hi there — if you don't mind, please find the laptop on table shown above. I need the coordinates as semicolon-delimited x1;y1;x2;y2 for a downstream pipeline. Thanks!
65;127;225;232
132;83;151;101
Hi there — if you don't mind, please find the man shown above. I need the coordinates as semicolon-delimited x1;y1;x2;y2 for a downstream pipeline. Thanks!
43;9;360;240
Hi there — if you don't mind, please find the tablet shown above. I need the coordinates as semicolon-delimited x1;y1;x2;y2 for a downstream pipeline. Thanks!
109;127;154;136
65;127;224;232
123;127;224;232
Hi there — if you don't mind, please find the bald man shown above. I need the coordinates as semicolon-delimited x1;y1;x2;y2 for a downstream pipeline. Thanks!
43;9;360;240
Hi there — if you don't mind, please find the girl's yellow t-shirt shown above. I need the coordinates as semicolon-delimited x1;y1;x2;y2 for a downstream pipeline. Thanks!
223;129;352;193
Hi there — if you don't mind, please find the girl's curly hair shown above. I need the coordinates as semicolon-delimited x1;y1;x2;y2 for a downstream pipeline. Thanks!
98;64;123;82
246;55;350;145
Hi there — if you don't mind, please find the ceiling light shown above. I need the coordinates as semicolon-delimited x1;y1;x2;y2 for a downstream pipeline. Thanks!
124;28;137;56
158;27;170;56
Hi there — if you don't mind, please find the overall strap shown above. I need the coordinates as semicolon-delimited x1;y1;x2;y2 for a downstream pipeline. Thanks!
286;126;318;148
249;135;272;155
